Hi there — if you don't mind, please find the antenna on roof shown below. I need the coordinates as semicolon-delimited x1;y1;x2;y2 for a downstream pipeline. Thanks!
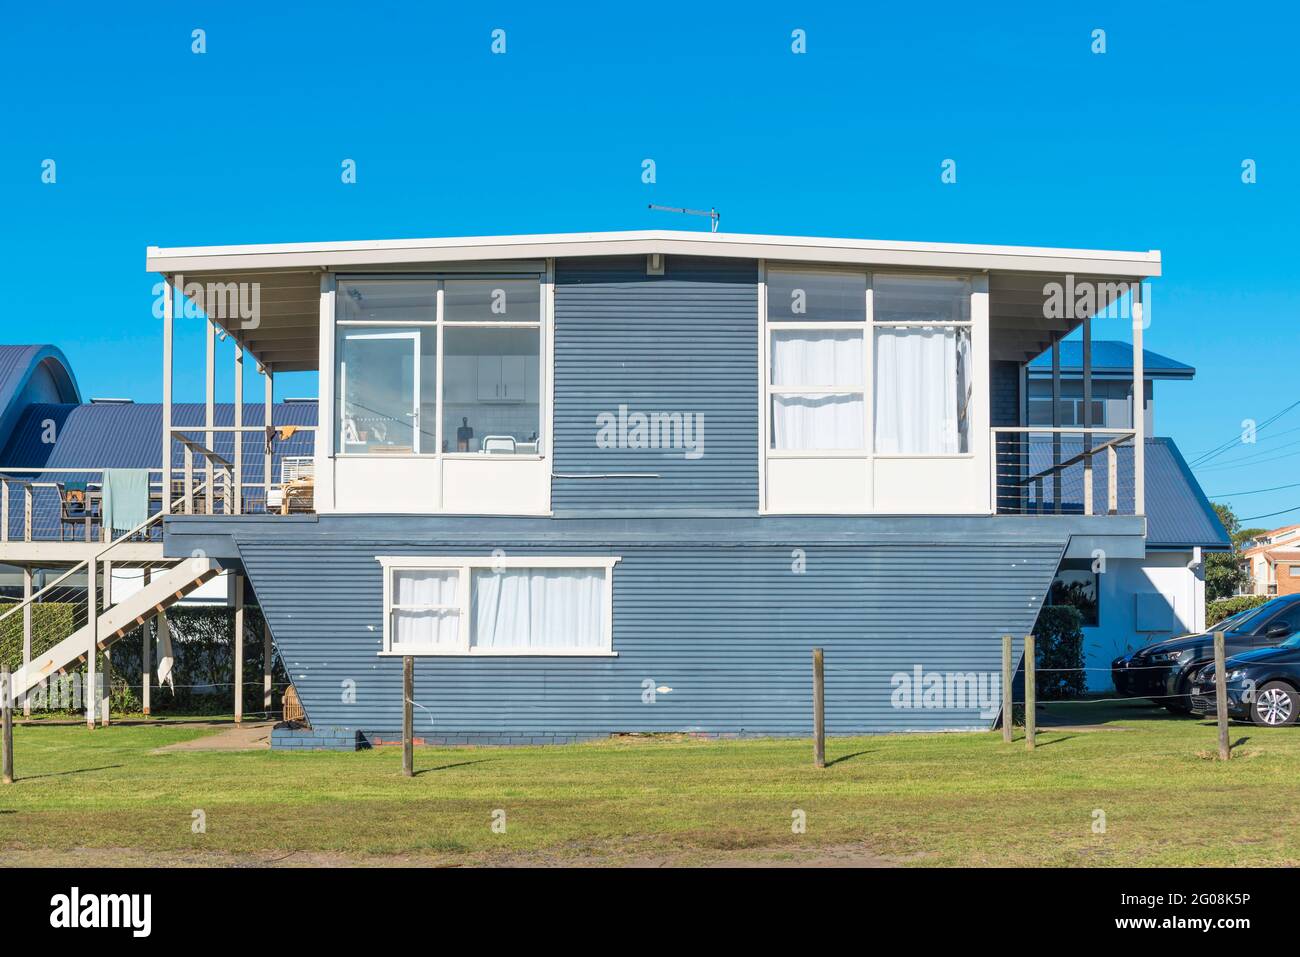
648;204;720;233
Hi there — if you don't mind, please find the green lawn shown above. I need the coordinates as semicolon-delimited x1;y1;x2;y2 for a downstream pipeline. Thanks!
1;702;1298;867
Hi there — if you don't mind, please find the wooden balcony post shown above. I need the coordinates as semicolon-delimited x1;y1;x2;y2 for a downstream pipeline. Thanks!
1050;340;1062;513
1107;445;1118;515
162;275;173;514
234;341;244;515
1132;284;1145;516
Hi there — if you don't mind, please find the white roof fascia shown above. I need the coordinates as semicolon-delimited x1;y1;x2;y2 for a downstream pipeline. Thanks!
147;230;1162;278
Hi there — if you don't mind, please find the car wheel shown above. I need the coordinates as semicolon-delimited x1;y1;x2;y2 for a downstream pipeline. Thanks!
1164;700;1193;715
1252;682;1298;727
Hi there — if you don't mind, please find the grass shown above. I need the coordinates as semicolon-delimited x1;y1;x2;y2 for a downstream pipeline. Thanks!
1;700;1298;867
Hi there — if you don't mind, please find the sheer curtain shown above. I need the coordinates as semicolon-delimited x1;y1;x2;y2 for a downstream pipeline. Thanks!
770;331;865;450
874;327;960;454
472;568;605;650
392;569;459;647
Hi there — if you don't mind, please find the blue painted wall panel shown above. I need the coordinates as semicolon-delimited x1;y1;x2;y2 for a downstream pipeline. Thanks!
551;256;759;515
234;517;1064;737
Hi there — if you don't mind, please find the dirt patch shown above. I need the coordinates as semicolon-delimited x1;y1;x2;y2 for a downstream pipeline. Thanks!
151;722;276;753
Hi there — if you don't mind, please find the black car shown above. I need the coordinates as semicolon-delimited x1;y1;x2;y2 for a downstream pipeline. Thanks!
1111;594;1300;713
1189;635;1300;726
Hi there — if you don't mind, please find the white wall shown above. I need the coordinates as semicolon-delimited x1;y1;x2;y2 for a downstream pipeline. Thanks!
1081;550;1205;691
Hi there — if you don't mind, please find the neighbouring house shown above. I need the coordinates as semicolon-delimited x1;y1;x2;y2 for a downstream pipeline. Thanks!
1027;342;1229;688
1243;525;1300;596
0;230;1230;743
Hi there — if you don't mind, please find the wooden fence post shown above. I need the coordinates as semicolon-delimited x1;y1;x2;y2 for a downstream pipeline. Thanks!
2;665;13;784
1024;633;1036;752
1002;635;1013;743
1215;631;1229;761
402;655;414;777
812;647;825;769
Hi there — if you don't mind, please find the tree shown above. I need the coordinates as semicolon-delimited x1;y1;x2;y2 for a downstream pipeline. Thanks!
1205;503;1251;600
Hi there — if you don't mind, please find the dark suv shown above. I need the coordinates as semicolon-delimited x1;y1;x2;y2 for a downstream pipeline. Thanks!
1110;594;1300;713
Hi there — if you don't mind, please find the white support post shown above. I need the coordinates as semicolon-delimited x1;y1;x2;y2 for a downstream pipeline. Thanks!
162;276;174;513
142;567;152;716
205;318;215;515
234;341;244;515
1;481;8;542
1050;339;1062;513
263;618;273;715
86;559;97;730
23;485;31;542
1082;313;1093;516
1132;284;1145;516
233;575;244;724
101;645;111;728
21;567;31;717
264;370;273;510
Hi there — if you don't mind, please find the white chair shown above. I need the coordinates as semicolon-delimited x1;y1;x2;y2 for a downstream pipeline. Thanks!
268;457;316;512
481;435;517;454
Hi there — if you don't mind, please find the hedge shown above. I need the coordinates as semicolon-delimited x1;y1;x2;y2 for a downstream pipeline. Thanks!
1207;594;1270;628
1033;605;1085;700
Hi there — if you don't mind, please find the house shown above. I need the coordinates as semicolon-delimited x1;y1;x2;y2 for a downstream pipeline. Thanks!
1243;525;1300;596
0;230;1229;743
1027;342;1228;688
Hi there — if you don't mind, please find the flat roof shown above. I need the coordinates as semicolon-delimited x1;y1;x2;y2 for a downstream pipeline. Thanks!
147;229;1161;277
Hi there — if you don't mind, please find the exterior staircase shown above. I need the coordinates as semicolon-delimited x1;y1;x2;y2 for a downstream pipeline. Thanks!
0;493;221;708
3;555;220;703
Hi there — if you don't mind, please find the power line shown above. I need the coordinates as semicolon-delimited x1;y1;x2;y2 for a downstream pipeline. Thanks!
1188;398;1300;467
1201;481;1300;496
1195;445;1300;473
1237;504;1300;522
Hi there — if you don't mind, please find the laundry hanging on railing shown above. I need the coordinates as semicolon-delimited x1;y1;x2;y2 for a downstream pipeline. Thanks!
102;469;150;536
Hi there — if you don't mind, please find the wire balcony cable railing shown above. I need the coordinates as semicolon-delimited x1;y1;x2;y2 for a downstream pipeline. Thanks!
991;427;1138;516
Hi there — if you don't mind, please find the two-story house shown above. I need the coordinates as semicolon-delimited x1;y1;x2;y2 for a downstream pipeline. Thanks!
0;230;1226;744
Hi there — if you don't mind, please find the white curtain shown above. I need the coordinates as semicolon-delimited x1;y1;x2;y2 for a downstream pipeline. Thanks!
771;331;862;386
393;569;459;647
771;394;865;450
770;331;865;450
471;568;604;650
874;327;959;454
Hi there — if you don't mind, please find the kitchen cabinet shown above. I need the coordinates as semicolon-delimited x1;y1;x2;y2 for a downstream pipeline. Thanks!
476;355;530;402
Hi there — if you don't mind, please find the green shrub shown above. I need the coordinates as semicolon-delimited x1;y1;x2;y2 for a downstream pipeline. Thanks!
1207;594;1269;627
1033;605;1085;700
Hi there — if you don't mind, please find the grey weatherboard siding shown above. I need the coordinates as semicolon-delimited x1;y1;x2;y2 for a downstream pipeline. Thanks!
232;520;1064;739
551;255;759;515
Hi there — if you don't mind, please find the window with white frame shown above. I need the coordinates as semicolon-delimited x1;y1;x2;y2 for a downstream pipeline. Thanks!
765;267;868;451
378;557;618;655
872;275;973;454
336;277;543;456
763;268;975;456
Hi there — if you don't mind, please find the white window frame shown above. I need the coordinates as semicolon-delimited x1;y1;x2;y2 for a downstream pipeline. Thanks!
764;264;871;457
335;274;546;460
870;272;975;458
760;266;977;463
375;555;620;657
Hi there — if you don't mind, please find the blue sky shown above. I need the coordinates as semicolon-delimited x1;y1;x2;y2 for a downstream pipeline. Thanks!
2;1;1297;524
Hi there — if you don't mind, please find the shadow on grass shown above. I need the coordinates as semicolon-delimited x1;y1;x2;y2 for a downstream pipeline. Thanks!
824;750;876;767
1032;734;1078;748
413;759;497;776
12;765;123;781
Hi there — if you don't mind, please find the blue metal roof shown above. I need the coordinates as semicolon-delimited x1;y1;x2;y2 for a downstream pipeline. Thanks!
1024;436;1228;550
0;345;80;445
1027;341;1195;379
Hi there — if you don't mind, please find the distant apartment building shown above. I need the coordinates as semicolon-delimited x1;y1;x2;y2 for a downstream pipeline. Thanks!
1244;524;1300;596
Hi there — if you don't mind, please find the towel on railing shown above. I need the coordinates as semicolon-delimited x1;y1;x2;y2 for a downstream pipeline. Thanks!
102;469;150;537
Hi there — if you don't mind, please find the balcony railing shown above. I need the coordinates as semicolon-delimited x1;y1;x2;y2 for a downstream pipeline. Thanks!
0;426;317;544
991;427;1138;516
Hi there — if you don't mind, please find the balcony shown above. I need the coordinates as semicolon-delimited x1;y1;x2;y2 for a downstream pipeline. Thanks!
992;427;1138;516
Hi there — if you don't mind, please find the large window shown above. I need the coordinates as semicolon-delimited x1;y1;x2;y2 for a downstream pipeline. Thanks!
378;557;618;656
336;277;543;456
764;268;974;455
872;275;973;454
766;267;867;450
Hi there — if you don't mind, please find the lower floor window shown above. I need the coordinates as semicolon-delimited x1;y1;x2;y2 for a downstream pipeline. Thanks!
379;556;618;655
1047;560;1100;627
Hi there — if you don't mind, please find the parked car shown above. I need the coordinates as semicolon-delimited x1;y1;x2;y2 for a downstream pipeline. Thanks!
1189;635;1300;726
1110;594;1300;713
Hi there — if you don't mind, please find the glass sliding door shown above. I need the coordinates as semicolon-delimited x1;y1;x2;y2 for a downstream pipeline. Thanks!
336;329;421;453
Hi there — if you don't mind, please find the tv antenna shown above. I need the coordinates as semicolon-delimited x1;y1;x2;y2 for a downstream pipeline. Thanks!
648;203;720;233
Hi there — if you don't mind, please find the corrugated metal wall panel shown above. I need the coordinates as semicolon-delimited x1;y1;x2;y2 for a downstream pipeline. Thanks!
552;256;759;514
239;526;1062;736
